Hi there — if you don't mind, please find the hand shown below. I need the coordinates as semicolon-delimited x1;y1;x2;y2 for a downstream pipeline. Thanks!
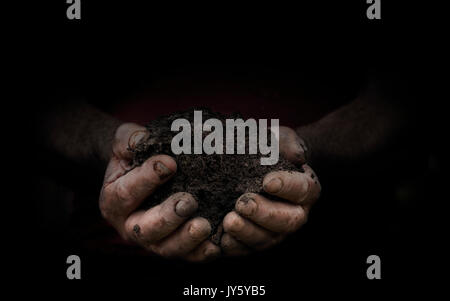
99;123;220;262
221;126;321;255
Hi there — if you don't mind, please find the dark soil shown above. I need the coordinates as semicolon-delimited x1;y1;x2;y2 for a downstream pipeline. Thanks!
130;109;302;244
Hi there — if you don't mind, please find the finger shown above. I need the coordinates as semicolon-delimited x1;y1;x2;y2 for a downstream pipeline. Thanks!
151;217;211;258
221;233;251;256
279;126;306;165
302;164;322;205
234;193;308;233
124;192;198;244
223;211;283;250
101;154;176;220
113;123;149;160
103;124;150;184
184;240;221;262
262;170;311;205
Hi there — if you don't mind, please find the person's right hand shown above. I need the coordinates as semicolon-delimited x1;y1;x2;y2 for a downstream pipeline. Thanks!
99;123;220;262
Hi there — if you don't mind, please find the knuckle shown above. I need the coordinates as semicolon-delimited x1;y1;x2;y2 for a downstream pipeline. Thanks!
116;180;134;205
99;189;114;218
99;200;110;219
99;201;118;223
295;177;311;203
267;209;277;221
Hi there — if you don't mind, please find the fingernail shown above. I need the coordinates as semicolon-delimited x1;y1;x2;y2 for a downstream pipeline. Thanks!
154;161;172;179
175;198;197;217
236;195;257;216
264;177;283;193
130;131;148;148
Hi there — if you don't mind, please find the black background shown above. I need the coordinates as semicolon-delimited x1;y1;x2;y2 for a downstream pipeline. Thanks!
8;0;448;297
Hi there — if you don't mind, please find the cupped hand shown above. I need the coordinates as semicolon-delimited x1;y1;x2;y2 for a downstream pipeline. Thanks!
99;123;220;262
221;126;321;255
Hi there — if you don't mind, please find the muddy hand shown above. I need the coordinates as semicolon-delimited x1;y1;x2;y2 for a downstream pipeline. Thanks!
99;123;220;262
221;126;321;255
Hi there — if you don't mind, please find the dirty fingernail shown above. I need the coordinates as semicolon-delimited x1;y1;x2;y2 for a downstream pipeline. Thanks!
154;161;172;179
264;177;283;193
129;130;148;148
236;195;257;216
175;198;197;217
188;221;210;239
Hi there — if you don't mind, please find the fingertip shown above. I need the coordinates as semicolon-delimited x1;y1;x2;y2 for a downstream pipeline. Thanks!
279;126;306;164
185;241;221;262
128;129;150;149
159;154;178;171
220;233;235;253
263;176;283;194
220;233;234;253
221;233;250;257
175;193;198;217
150;155;177;179
223;211;244;233
235;194;257;217
188;217;211;240
203;242;221;260
296;173;311;203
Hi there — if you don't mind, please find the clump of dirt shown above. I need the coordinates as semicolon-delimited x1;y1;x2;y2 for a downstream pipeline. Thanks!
130;109;302;244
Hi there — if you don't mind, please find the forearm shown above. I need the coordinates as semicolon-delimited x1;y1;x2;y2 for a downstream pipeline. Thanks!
296;79;411;166
36;101;122;167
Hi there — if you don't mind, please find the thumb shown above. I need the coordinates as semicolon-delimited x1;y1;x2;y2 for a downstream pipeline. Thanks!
113;123;149;160
279;126;306;165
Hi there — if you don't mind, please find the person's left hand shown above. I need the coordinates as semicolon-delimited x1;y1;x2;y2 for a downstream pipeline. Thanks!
221;127;321;255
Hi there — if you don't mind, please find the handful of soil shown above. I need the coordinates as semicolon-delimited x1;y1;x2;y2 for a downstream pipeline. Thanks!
130;109;302;244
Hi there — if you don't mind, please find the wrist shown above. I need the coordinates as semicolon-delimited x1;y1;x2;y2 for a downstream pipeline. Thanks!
95;118;123;166
295;126;315;165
